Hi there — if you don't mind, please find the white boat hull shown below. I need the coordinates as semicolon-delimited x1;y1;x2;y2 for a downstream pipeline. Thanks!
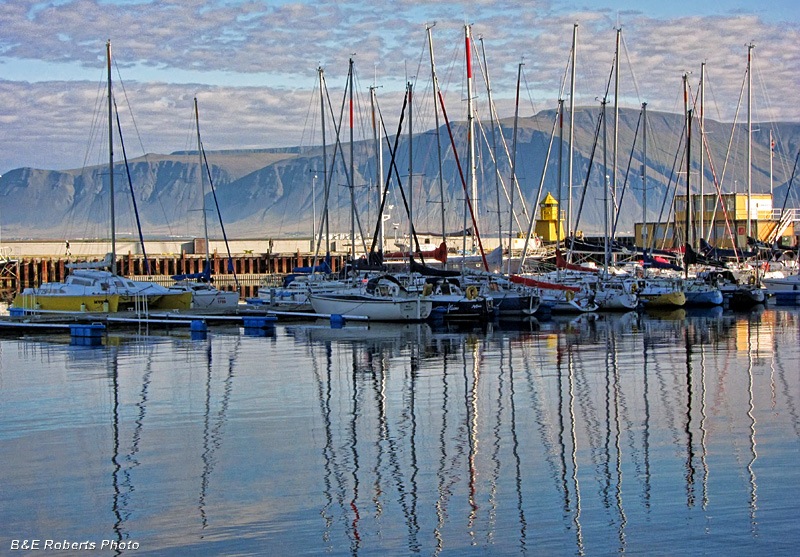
762;274;800;293
309;294;433;321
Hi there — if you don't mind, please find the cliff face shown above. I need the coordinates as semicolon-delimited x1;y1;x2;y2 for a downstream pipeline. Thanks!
2;108;798;240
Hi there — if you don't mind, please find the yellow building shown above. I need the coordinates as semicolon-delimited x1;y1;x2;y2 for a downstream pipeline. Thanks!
635;193;797;248
535;192;565;242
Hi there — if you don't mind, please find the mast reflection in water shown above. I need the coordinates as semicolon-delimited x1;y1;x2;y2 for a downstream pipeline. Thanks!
0;309;798;555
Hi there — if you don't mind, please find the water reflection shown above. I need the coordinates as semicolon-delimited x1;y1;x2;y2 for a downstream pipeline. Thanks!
1;309;798;555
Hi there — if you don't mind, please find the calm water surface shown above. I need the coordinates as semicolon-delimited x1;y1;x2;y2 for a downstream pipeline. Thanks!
1;307;798;555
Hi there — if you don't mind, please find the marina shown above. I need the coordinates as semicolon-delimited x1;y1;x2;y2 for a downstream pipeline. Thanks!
2;3;800;555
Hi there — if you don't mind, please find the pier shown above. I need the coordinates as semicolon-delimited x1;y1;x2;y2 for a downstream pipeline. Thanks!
0;250;348;303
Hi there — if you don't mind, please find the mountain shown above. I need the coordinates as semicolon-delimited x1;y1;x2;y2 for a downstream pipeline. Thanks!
1;107;799;241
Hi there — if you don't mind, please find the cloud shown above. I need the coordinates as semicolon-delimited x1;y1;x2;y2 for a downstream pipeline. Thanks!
0;0;798;171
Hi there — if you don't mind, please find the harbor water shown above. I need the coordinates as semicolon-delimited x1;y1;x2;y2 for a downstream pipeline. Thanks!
1;307;798;555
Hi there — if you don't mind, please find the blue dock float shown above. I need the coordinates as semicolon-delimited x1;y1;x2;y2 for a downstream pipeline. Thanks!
69;322;106;346
330;314;345;328
242;316;278;329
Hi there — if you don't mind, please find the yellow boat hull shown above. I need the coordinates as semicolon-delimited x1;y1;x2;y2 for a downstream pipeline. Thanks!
144;291;193;310
640;291;686;308
13;293;121;312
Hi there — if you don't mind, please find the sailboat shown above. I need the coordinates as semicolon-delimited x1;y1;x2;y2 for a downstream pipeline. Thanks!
306;68;431;322
13;41;190;313
161;98;240;310
309;274;433;321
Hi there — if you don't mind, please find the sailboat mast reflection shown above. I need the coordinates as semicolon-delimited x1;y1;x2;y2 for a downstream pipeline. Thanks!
310;340;334;549
746;317;758;532
684;325;697;507
434;336;453;554
608;320;627;551
508;337;529;552
554;335;584;552
463;335;481;540
109;346;126;548
699;324;710;511
198;337;240;532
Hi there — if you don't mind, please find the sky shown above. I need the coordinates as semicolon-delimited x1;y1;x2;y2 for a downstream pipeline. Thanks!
0;0;798;173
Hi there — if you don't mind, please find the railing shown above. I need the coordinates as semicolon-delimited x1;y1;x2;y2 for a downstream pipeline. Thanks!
771;208;799;222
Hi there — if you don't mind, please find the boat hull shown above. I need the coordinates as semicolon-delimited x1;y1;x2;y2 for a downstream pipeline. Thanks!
639;291;686;308
684;289;724;306
120;292;193;311
486;291;540;316
430;296;495;321
309;294;433;321
722;287;766;309
762;275;800;293
13;293;121;312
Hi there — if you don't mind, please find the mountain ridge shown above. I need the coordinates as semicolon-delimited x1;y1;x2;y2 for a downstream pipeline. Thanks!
1;107;798;241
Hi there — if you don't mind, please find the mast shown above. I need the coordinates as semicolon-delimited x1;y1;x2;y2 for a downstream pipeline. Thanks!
613;27;621;237
567;23;578;239
319;67;330;256
348;57;355;263
602;98;609;276
370;86;384;253
747;43;754;240
508;62;522;275
683;73;693;249
107;40;116;275
557;98;564;270
407;81;413;260
699;62;705;241
642;102;648;259
686;108;693;279
770;129;774;199
426;25;447;263
195;98;210;268
478;36;503;268
465;25;477;250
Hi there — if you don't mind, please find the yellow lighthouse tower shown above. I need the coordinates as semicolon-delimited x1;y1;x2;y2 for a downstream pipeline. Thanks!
534;192;564;242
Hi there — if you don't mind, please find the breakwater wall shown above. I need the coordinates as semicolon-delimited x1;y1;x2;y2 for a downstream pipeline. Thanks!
0;251;347;302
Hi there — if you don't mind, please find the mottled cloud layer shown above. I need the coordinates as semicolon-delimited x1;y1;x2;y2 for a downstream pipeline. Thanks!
0;0;797;171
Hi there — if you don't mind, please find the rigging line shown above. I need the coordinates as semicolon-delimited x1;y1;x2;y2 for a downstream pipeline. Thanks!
82;68;108;171
651;123;685;253
470;42;533;223
519;106;560;269
371;91;426;261
779;149;800;216
310;72;348;265
299;74;322;150
67;72;107;244
611;108;642;238
112;57;176;239
567;40;617;255
753;54;793;186
519;43;574;268
619;33;642;103
706;66;746;234
698;120;740;259
113;98;150;274
344;63;373;258
112;59;147;160
688;80;740;246
352;67;380;231
201;144;238;286
437;88;489;271
473;113;526;232
567;106;604;264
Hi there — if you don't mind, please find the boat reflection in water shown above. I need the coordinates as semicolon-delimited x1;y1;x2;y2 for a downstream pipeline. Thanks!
0;308;798;555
